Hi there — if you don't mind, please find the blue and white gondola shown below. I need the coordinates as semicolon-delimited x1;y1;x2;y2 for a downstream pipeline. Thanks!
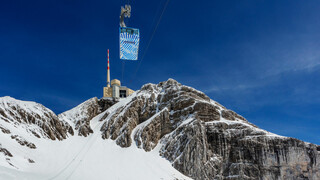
119;27;140;60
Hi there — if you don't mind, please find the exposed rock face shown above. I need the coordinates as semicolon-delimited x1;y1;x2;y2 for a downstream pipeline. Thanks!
98;79;320;180
0;144;12;157
204;122;320;180
0;96;118;169
59;97;118;137
0;79;319;179
98;98;118;112
11;135;36;149
0;96;119;141
0;96;71;140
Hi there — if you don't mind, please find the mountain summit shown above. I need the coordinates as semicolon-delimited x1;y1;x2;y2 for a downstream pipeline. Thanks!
0;79;319;180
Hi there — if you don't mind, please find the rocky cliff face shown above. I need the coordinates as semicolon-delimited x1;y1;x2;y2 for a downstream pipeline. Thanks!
98;79;320;180
0;96;71;141
0;96;118;141
0;79;319;180
59;97;117;137
0;96;118;164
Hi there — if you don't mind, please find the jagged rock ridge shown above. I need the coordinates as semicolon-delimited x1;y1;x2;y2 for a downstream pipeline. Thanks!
0;96;70;141
59;97;118;137
0;96;118;164
0;79;319;180
98;79;320;180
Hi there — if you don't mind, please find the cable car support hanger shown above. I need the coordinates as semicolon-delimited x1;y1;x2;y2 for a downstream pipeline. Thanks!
119;4;140;61
120;5;131;27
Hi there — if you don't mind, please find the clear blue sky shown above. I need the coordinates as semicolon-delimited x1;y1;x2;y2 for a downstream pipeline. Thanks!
1;0;319;144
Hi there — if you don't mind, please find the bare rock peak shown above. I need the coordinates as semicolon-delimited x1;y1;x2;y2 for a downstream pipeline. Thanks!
97;79;320;180
0;79;319;180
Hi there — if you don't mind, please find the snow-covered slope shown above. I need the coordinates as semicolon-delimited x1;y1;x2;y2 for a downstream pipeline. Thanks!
0;96;190;180
98;79;320;179
0;79;319;180
0;96;74;175
0;96;71;141
58;97;101;137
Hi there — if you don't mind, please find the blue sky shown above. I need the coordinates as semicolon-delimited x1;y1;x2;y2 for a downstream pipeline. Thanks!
1;0;319;144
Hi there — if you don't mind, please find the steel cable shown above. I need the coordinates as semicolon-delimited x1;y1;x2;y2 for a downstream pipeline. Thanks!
129;0;171;84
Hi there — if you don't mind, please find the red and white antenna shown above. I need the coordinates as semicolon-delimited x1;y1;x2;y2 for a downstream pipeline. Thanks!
107;49;110;87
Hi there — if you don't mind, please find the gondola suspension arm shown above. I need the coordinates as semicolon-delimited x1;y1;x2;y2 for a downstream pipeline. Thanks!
120;5;131;27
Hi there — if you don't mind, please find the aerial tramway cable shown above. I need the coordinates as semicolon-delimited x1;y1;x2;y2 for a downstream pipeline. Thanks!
129;0;171;84
119;0;171;85
121;60;125;83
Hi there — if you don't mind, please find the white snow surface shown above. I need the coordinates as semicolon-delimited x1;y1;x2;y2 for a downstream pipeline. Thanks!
0;80;291;180
0;96;70;141
58;97;98;131
0;96;191;180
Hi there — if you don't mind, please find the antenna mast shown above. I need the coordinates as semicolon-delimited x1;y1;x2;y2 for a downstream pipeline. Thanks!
107;49;110;87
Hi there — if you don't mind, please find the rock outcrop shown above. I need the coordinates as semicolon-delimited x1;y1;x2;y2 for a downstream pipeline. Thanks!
0;96;119;142
0;96;70;140
98;79;320;180
59;97;118;137
0;79;319;180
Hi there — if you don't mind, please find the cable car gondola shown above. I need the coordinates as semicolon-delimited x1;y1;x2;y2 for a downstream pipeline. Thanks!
119;5;140;61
